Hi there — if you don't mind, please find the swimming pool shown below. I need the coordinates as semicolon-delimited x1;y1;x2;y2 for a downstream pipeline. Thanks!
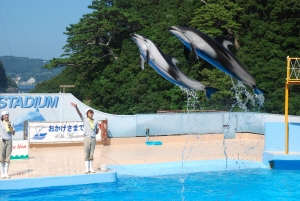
1;168;300;201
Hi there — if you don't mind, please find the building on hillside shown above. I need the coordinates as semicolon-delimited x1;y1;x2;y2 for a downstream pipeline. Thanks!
15;76;21;84
27;77;36;85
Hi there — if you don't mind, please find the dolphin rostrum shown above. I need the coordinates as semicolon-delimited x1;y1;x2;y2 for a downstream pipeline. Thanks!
131;33;219;98
168;26;265;95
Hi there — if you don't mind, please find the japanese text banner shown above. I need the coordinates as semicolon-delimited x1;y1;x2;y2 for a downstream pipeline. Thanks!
28;121;101;143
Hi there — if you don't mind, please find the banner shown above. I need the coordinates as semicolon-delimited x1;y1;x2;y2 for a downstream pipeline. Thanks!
11;140;28;160
28;121;101;143
100;119;108;141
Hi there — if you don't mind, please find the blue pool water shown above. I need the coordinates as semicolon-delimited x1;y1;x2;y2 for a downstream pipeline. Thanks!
1;168;300;201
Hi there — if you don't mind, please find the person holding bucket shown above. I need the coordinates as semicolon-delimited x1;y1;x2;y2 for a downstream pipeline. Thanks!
70;102;99;174
0;111;15;179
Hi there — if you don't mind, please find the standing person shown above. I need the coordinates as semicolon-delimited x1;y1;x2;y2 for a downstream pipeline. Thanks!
0;111;15;179
70;102;99;174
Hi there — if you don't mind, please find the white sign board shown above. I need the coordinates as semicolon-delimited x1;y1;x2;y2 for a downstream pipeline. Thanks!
28;121;101;143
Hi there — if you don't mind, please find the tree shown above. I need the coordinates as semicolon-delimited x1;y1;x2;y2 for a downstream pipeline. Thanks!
0;60;18;93
190;0;243;49
0;61;8;91
236;0;300;114
35;0;300;115
38;0;202;114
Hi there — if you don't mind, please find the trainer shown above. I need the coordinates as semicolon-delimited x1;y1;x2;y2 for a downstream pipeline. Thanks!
70;102;99;173
0;111;15;179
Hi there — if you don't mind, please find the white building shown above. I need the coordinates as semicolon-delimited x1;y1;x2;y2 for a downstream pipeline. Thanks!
27;77;36;85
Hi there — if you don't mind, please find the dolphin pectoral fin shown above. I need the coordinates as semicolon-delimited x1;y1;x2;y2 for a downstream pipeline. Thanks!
205;87;219;99
191;45;199;60
146;50;150;64
253;86;267;95
166;55;179;65
139;55;145;70
184;46;191;61
214;36;233;51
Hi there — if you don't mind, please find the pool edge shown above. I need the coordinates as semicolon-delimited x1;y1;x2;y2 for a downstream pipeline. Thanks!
0;170;117;190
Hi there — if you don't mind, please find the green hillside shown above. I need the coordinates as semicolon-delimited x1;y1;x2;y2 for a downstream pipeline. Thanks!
0;56;63;83
0;60;17;93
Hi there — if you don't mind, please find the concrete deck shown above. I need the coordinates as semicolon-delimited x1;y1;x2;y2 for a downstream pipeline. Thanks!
7;133;264;179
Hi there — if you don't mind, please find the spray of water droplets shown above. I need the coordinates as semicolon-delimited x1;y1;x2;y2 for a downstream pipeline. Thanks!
178;77;265;112
176;78;265;200
179;86;202;111
229;77;265;112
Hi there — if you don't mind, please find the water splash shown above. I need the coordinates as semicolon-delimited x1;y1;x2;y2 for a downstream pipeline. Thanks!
179;86;201;111
229;77;265;112
177;86;201;201
221;77;265;170
177;78;265;199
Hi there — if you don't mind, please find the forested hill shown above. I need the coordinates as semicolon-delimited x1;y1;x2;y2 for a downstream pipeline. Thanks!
0;56;63;83
0;60;17;93
32;0;300;115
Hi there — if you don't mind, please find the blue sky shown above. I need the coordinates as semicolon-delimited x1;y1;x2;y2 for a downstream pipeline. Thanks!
0;0;92;60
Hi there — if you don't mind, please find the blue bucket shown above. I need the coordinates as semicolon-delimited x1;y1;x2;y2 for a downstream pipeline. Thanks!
146;141;162;146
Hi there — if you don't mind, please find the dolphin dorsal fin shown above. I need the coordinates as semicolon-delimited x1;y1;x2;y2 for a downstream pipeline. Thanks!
166;55;179;65
214;36;233;50
139;55;145;70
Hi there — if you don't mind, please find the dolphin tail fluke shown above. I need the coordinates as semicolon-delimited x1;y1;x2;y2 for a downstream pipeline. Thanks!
205;87;219;99
253;86;267;95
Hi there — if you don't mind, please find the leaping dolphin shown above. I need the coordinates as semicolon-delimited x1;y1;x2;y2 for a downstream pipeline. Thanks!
168;26;265;95
131;33;219;98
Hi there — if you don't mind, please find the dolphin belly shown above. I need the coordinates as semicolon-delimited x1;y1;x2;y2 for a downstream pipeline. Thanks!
148;60;188;88
132;32;219;97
